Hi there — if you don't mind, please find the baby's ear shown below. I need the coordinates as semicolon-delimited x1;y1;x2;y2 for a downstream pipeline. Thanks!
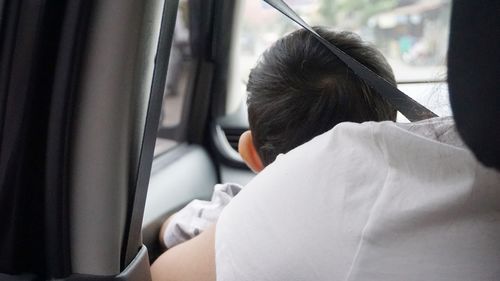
238;130;264;173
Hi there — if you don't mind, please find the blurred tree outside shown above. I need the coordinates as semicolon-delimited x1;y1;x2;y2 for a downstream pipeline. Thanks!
319;0;398;29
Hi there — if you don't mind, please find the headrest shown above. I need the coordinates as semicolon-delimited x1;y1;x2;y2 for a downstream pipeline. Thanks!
447;0;500;170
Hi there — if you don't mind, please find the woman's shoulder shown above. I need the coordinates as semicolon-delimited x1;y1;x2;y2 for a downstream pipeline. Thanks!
330;116;462;147
284;116;466;167
307;116;461;149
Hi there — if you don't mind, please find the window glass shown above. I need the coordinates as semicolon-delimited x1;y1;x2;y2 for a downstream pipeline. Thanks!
232;0;452;117
155;0;192;156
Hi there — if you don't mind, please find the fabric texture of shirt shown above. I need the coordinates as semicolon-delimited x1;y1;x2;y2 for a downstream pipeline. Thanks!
162;183;242;249
215;117;500;281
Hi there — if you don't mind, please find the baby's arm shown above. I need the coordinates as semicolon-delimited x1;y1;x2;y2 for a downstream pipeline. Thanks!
158;215;175;248
159;183;242;249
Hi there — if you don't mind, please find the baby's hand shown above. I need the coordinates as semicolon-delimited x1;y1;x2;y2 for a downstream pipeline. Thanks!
159;214;175;249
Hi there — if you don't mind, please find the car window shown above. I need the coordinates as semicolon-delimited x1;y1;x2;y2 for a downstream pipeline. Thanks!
154;0;193;156
227;0;452;118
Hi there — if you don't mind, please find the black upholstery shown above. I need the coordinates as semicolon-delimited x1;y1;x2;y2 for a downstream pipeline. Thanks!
447;0;500;170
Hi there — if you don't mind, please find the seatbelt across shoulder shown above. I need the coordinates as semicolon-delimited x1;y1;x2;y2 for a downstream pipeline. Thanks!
263;0;437;122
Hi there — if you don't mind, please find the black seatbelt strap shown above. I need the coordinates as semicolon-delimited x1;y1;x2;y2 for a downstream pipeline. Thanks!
263;0;437;122
121;0;179;268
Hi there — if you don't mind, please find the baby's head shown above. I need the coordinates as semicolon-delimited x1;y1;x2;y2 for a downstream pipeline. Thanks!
239;27;397;172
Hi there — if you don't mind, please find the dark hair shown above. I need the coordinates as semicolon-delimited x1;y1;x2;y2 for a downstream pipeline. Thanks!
247;27;397;166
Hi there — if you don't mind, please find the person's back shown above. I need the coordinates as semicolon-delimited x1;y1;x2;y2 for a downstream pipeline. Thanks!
214;17;500;281
216;117;500;281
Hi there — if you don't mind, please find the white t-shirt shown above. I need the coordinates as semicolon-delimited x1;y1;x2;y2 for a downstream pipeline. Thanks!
162;183;242;248
215;117;500;281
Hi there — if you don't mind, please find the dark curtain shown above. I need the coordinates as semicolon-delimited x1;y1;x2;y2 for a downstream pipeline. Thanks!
0;0;48;275
0;0;70;277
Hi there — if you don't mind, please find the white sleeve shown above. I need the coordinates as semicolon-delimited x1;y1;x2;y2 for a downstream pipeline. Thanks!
162;183;242;249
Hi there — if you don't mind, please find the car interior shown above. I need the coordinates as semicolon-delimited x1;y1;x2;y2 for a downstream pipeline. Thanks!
0;0;498;280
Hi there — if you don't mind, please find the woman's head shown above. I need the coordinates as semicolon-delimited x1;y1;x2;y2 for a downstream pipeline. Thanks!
246;27;397;166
